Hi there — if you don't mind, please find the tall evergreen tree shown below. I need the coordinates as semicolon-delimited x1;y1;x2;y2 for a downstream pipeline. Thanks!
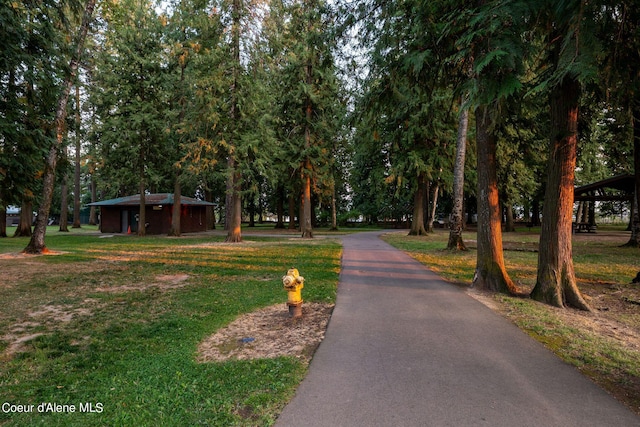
351;0;457;236
170;0;227;233
531;0;601;310
1;0;74;239
447;96;469;250
456;0;529;293
73;84;82;229
91;0;170;236
598;1;640;246
224;0;243;242
24;0;96;253
275;0;343;238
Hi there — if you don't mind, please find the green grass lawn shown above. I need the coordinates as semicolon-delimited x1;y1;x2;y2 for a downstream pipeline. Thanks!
4;224;640;422
0;228;341;426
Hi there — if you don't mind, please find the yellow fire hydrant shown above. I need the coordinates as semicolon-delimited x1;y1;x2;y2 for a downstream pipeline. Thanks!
283;268;304;318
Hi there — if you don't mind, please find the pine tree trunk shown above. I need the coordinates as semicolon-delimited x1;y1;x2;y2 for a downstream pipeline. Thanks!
169;173;181;236
0;204;6;238
205;188;216;230
428;181;439;233
532;200;540;226
248;198;256;227
409;173;428;236
23;0;96;254
505;203;515;232
575;202;584;227
627;193;634;231
230;180;243;241
89;177;97;225
225;178;233;231
301;53;314;239
301;162;313;238
73;84;81;228
473;105;518;293
275;185;285;229
225;161;233;231
589;200;596;225
258;197;264;224
15;199;33;237
300;10;315;238
330;185;338;231
225;167;243;243
311;192;318;228
288;192;297;230
448;99;469;250
225;0;242;243
138;185;146;237
531;76;590;310
625;105;640;246
60;171;69;232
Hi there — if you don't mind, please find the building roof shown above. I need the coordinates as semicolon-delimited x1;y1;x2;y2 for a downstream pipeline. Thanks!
88;193;216;207
6;205;20;215
574;174;635;202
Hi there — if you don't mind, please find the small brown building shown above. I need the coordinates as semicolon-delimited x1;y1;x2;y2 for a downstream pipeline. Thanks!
89;194;215;234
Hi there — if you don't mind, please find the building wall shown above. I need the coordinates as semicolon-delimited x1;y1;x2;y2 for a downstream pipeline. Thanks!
180;206;207;233
99;207;122;233
99;205;208;234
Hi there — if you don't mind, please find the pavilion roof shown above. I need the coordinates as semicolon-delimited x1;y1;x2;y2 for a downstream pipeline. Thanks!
88;194;216;206
574;174;634;202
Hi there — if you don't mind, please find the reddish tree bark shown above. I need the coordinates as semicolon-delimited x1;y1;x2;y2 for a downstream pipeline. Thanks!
531;76;590;310
473;105;518;294
225;0;242;243
14;199;33;237
409;173;428;236
301;161;313;238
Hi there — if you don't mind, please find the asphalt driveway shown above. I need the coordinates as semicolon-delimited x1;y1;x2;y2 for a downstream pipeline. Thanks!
275;231;640;427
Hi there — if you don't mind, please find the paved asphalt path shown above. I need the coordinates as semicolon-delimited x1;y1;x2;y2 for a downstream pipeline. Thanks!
275;231;640;427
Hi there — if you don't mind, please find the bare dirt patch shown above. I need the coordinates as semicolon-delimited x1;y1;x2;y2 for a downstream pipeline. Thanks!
1;303;97;358
197;302;334;364
468;287;640;352
0;251;67;260
0;258;125;289
0;269;191;359
96;273;190;293
28;304;93;323
3;333;45;356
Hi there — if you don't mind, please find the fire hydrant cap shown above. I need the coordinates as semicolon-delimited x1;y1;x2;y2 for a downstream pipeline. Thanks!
283;268;304;288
